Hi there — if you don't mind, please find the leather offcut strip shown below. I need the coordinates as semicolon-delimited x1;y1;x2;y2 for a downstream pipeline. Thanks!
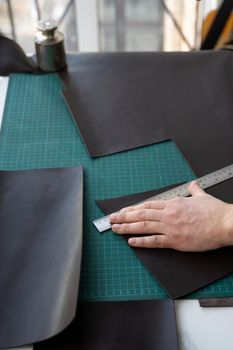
199;298;233;307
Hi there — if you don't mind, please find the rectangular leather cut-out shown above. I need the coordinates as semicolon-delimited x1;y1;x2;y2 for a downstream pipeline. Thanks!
59;52;233;163
0;167;83;348
96;182;233;299
35;300;179;350
60;51;233;204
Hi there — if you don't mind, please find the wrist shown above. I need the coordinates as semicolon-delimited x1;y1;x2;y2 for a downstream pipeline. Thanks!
222;204;233;246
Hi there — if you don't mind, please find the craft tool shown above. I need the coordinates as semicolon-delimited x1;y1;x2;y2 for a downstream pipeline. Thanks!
0;77;9;129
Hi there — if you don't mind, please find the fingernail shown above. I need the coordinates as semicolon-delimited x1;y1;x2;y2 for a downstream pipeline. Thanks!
128;238;136;246
112;224;121;231
109;214;117;221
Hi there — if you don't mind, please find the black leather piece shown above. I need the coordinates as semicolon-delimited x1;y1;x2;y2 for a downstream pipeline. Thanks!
60;51;233;205
0;35;39;75
63;52;233;208
53;53;233;208
35;300;178;350
97;183;233;299
199;298;233;307
0;167;83;348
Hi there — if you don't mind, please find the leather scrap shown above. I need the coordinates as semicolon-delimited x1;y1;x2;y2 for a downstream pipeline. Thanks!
35;300;179;350
0;167;83;348
0;35;39;75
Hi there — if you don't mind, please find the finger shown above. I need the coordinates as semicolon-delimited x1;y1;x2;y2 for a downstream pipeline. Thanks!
120;200;166;213
128;234;170;248
188;180;205;197
111;221;164;235
109;209;162;224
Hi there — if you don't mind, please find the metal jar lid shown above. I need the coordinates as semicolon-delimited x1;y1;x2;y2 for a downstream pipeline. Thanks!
37;19;57;32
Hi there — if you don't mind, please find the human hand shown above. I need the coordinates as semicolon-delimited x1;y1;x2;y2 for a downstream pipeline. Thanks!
110;181;233;252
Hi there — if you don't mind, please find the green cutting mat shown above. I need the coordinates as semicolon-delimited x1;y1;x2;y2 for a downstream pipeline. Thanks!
1;73;233;301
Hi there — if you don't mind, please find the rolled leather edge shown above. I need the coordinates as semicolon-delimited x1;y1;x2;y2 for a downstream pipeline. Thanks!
0;35;40;76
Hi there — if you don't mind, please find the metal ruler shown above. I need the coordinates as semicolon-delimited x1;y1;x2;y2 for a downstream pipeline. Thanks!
0;77;9;131
93;163;233;233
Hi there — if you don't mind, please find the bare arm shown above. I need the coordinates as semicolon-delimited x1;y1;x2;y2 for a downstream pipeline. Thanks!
110;181;233;252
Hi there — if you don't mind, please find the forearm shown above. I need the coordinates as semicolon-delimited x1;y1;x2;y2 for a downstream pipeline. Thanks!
223;204;233;246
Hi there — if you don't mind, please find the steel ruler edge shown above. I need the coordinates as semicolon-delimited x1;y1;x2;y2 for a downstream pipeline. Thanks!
0;77;9;131
93;164;233;232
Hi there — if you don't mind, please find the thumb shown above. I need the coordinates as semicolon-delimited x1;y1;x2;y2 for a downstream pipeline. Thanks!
188;181;206;197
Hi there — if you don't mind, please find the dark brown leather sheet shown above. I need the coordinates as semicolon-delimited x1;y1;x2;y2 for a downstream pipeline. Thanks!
0;167;83;348
0;35;39;75
35;300;178;350
97;182;233;299
60;51;233;204
199;298;233;307
1;37;233;204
